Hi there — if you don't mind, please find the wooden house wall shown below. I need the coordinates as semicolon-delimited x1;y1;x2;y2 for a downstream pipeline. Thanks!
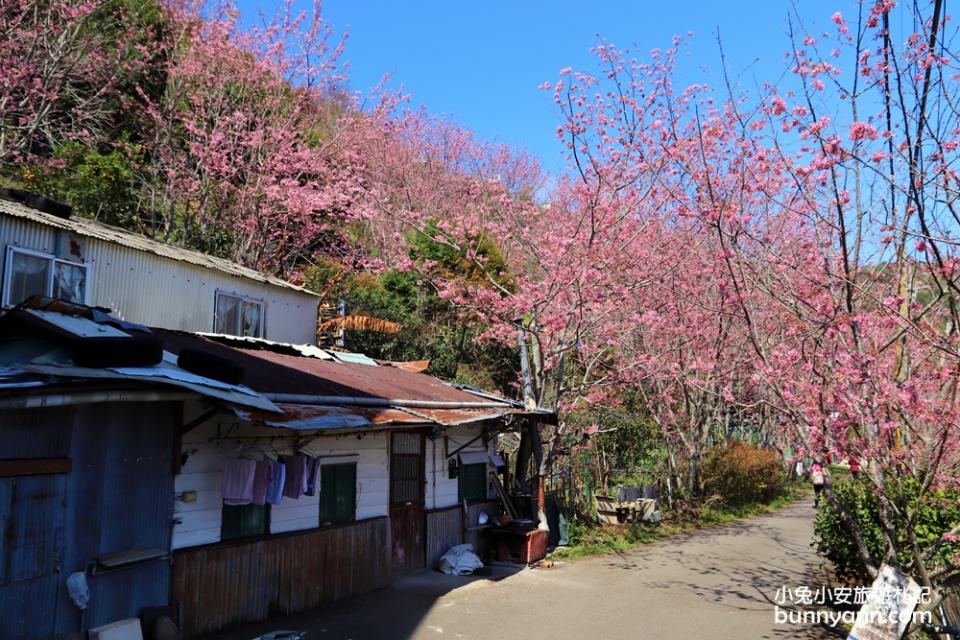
172;517;391;637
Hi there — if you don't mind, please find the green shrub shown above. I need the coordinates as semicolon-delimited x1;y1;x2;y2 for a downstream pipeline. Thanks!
700;441;785;504
813;478;960;582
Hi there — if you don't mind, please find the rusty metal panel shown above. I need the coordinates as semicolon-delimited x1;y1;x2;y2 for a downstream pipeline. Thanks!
0;475;66;586
55;402;176;633
0;409;70;640
0;407;73;459
172;517;392;638
426;506;462;569
0;574;62;639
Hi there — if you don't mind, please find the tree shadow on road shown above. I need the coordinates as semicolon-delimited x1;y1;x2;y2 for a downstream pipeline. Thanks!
597;507;844;639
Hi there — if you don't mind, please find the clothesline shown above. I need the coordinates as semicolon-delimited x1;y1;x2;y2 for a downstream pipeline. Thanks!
220;451;328;507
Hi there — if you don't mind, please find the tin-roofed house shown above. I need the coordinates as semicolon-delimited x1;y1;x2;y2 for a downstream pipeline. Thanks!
0;298;553;639
0;191;319;343
0;299;279;639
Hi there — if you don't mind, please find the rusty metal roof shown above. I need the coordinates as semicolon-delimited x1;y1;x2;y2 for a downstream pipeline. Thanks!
157;331;494;403
1;300;551;429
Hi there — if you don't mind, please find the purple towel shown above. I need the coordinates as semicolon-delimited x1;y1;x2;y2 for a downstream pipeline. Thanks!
251;460;273;506
221;458;256;505
304;456;321;496
266;460;286;505
280;454;306;500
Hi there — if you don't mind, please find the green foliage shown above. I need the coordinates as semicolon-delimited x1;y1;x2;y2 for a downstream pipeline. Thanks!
304;266;519;394
23;140;143;228
700;440;785;505
813;478;960;582
408;222;514;291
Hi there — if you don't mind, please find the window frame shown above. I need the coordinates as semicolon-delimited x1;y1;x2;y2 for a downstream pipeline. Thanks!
220;502;271;541
2;246;90;308
458;462;488;503
319;462;358;526
213;290;266;338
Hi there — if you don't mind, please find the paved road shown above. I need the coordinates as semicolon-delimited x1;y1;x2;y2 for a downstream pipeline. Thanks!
219;499;841;640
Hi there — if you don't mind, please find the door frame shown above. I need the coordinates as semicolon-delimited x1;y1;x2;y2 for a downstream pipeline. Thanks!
389;429;427;570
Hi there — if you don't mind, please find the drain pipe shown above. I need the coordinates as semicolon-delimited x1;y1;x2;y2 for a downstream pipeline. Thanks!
0;390;194;409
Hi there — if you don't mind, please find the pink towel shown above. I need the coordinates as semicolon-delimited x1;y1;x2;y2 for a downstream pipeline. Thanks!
221;458;256;505
251;460;273;506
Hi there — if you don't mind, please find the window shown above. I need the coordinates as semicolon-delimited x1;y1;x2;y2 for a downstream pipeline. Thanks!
221;503;270;540
2;247;88;308
319;463;357;525
459;463;487;502
214;291;264;337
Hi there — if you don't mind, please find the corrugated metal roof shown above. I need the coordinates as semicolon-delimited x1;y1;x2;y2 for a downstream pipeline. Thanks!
25;308;131;338
1;302;550;429
21;363;278;411
157;331;494;403
197;333;336;361
0;198;316;296
231;404;374;430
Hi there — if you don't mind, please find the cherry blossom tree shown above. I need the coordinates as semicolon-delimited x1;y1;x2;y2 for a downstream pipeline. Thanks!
135;0;390;275
0;0;158;167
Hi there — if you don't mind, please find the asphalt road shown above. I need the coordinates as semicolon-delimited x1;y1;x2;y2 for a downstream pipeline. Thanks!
219;499;841;640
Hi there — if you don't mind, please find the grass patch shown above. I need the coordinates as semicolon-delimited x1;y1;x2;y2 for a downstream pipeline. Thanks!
551;482;810;561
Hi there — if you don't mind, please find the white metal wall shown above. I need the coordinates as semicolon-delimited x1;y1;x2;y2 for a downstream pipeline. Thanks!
0;217;318;344
173;413;390;549
425;424;493;509
172;405;494;550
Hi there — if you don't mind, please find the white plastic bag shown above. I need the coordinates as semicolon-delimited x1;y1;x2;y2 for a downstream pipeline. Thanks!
437;543;484;576
66;571;90;610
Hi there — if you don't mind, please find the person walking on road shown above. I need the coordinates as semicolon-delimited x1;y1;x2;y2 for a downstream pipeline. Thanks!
811;462;826;508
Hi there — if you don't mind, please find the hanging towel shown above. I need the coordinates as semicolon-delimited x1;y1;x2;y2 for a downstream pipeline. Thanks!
302;456;310;493
222;458;256;505
251;460;273;506
280;454;306;500
266;460;286;505
304;456;321;496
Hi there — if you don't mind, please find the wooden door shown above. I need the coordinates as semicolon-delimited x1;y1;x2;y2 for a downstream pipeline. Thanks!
390;430;425;570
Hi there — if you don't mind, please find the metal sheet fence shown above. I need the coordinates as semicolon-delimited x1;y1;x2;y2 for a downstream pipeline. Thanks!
425;506;462;569
172;517;391;638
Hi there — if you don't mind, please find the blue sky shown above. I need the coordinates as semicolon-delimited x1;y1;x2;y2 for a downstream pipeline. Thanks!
239;0;843;174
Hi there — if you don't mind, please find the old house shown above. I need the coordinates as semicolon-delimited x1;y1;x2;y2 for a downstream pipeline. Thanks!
0;191;318;343
0;193;553;639
0;298;550;638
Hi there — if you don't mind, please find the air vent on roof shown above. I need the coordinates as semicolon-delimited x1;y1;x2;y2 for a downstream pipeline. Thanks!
0;188;72;219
